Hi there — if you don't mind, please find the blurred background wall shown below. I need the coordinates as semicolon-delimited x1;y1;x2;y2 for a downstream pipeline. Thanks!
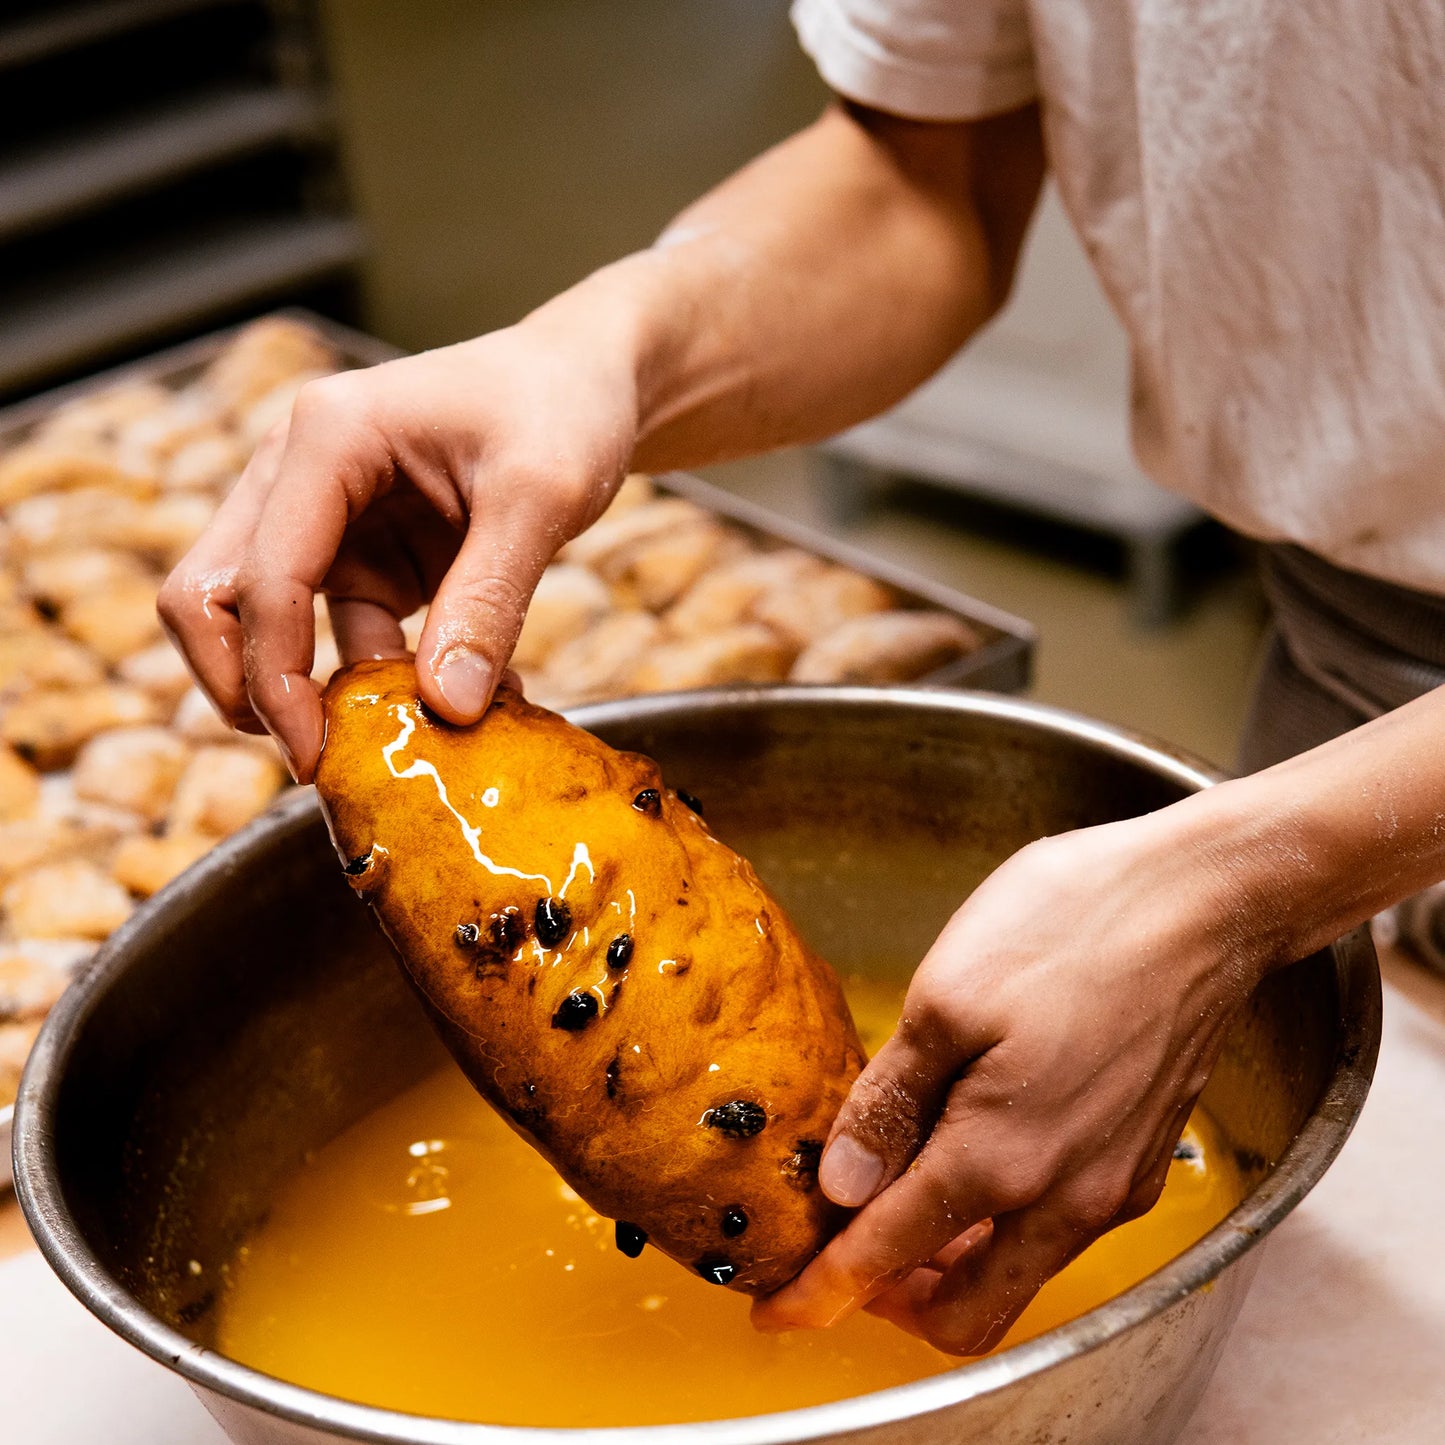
320;0;826;348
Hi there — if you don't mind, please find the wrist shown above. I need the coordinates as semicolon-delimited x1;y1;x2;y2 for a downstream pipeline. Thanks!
1158;769;1366;979
518;251;684;454
1093;789;1282;1006
522;238;771;473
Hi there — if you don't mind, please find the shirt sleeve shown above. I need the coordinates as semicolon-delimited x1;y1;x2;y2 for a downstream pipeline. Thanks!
792;0;1037;121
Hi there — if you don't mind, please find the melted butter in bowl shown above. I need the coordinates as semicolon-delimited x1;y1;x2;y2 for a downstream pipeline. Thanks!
215;977;1242;1428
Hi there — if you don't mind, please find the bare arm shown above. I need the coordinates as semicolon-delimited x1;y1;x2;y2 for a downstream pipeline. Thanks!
160;100;1044;777
623;100;1043;466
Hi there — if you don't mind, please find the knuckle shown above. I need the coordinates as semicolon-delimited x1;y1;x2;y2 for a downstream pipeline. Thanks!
1112;1194;1150;1226
1058;1173;1134;1233
549;469;608;526
232;563;261;610
894;998;940;1044
155;575;187;629
215;690;257;726
233;566;289;629
970;1156;1047;1214
1001;1157;1055;1211
293;373;364;429
1119;1169;1170;1223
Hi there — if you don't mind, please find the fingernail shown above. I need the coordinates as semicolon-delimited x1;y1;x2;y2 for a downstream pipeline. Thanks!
435;648;493;718
820;1135;886;1207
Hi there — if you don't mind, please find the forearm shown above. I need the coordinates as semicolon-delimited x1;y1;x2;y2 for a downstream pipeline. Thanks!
520;101;1044;471
164;101;1042;770
1176;685;1445;969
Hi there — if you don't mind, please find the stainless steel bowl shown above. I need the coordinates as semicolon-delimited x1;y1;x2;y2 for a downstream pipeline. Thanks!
13;688;1380;1445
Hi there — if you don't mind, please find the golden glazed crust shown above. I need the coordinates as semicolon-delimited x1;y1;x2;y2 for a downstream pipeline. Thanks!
315;659;864;1294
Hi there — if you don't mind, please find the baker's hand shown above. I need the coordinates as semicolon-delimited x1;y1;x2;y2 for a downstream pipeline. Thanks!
753;798;1271;1354
158;325;638;781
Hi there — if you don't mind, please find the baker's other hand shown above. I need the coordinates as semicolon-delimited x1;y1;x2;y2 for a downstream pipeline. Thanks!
753;797;1274;1354
158;325;638;781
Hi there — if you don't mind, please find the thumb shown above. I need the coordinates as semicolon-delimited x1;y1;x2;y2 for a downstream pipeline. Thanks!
415;509;553;723
820;1016;967;1208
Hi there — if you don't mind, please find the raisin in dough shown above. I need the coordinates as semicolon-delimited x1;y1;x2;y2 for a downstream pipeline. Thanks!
316;658;864;1295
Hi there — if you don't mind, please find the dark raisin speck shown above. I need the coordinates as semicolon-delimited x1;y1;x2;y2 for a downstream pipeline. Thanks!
705;1100;767;1138
721;1207;749;1238
677;789;704;816
552;991;598;1031
455;922;481;948
616;1221;648;1258
343;854;372;876
782;1139;824;1189
632;788;661;816
488;907;525;952
535;896;572;947
606;934;634;970
1173;1138;1203;1163
695;1255;736;1286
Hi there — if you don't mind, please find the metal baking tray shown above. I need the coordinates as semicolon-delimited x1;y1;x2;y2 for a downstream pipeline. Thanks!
0;306;1035;686
653;470;1034;693
0;310;1035;1188
0;308;401;446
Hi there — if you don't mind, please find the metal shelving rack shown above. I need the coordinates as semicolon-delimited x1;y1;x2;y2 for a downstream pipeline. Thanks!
0;0;363;398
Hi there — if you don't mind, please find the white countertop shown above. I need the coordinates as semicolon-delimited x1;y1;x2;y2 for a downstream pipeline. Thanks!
4;953;1443;1444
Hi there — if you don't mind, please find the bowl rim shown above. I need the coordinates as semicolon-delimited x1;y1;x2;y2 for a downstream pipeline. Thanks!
12;685;1382;1444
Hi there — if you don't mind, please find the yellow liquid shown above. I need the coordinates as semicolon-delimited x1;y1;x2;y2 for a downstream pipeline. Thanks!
217;974;1241;1426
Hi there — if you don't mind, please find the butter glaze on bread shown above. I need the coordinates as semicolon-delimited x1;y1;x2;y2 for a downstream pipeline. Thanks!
315;659;864;1294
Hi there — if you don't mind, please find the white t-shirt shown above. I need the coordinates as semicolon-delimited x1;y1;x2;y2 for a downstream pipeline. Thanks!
793;0;1445;595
